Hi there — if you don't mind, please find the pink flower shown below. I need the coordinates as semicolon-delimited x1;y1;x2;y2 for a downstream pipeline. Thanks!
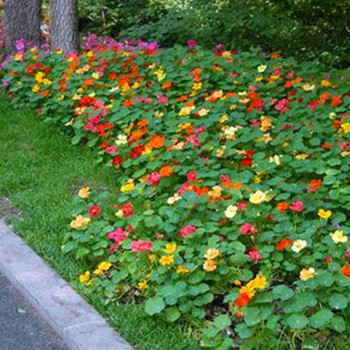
106;146;119;154
248;250;262;262
130;240;153;252
155;233;164;239
290;201;304;212
179;225;196;237
237;201;248;211
158;95;168;104
146;172;161;185
108;228;128;242
195;126;205;134
88;205;101;217
240;223;257;235
188;39;196;48
187;170;197;182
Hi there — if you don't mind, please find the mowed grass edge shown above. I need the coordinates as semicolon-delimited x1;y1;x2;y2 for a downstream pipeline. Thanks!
0;96;200;350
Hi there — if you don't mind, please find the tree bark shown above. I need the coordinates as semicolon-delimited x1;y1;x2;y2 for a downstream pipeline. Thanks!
50;0;79;54
4;0;42;53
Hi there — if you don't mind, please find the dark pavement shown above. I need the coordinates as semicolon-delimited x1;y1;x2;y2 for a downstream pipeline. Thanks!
0;271;68;350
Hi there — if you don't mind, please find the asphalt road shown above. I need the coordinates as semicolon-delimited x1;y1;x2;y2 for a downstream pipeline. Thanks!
0;271;68;350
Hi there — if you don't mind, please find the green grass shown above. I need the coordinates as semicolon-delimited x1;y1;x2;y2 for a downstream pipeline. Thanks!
0;96;200;350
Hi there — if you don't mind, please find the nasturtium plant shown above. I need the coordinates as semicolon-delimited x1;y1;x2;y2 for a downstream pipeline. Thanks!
2;32;350;349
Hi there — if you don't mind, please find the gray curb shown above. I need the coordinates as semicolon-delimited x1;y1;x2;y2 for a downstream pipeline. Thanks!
0;219;133;350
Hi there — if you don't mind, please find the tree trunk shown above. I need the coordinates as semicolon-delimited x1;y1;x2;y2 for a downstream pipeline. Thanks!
4;0;42;53
50;0;79;54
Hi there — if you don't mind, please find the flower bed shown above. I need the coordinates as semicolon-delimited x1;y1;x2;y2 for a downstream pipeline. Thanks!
2;37;350;348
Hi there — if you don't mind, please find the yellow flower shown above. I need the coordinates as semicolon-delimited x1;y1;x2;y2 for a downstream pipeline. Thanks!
79;271;90;283
255;76;263;82
78;186;90;198
14;53;23;61
204;248;220;260
120;179;135;192
330;230;348;244
93;268;103;276
193;82;203;90
159;255;174;266
300;267;317;281
250;276;267;290
341;123;350;133
87;51;94;57
249;190;267;204
233;280;242;286
176;265;190;274
137;281;148;290
318;209;332;219
164;243;177;254
239;285;255;298
203;259;217;272
70;215;90;229
32;85;40;93
35;71;45;83
148;254;156;261
98;261;112;271
321;80;331;88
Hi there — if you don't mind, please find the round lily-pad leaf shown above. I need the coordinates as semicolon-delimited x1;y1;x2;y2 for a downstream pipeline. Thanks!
144;296;165;316
309;309;333;329
329;294;348;310
287;314;309;329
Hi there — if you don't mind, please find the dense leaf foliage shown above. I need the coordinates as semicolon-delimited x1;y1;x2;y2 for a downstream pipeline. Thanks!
78;0;350;67
1;36;350;348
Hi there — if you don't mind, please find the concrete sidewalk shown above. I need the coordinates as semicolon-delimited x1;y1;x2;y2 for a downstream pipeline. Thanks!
0;271;68;350
0;219;133;350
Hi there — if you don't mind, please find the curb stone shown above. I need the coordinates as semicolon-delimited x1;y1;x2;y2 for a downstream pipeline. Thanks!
0;219;133;350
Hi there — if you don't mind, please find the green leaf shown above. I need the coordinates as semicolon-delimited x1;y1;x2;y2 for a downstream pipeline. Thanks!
244;307;261;326
165;307;181;322
144;297;165;316
235;324;252;339
331;316;346;333
309;309;333;329
287;314;309;329
329;294;348;310
214;314;231;330
272;285;294;300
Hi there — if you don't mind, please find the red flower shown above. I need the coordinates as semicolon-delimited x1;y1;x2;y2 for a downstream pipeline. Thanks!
88;205;101;217
235;293;250;307
111;156;122;166
276;238;292;251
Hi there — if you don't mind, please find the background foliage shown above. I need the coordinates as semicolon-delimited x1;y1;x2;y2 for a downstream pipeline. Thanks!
78;0;350;67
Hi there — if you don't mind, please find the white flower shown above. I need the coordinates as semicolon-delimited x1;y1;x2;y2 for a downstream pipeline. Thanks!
167;193;182;205
225;205;238;219
269;155;281;165
115;134;127;145
257;65;267;73
291;239;307;253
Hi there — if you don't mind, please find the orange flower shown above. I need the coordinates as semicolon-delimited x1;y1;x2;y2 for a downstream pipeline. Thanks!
159;165;174;177
149;135;165;149
137;119;148;128
162;82;172;89
341;265;350;278
276;202;289;213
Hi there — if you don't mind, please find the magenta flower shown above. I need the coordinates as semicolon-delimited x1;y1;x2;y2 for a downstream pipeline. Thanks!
187;39;196;48
187;170;197;182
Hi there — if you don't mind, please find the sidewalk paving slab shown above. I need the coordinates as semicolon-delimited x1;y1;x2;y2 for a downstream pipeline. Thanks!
0;219;133;350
